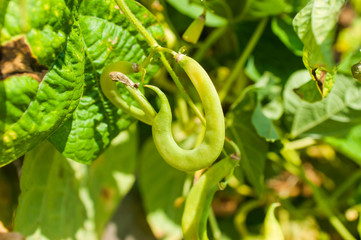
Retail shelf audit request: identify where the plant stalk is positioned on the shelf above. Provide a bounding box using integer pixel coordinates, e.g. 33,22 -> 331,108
219,17 -> 268,102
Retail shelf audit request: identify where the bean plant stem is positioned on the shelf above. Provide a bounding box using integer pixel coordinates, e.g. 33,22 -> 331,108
114,0 -> 158,47
114,0 -> 206,125
219,17 -> 268,102
330,169 -> 361,203
208,208 -> 222,239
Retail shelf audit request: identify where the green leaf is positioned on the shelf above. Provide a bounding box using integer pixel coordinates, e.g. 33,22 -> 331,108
271,15 -> 303,56
283,70 -> 361,137
0,76 -> 39,131
264,203 -> 284,240
88,125 -> 137,236
325,125 -> 361,166
14,141 -> 97,240
227,88 -> 268,195
240,0 -> 287,21
250,73 -> 282,141
293,0 -> 345,46
252,103 -> 279,142
49,0 -> 165,164
292,0 -> 345,95
166,0 -> 227,27
239,22 -> 304,82
1,0 -> 74,66
138,139 -> 187,239
293,79 -> 323,103
0,163 -> 20,228
14,127 -> 136,239
0,18 -> 85,166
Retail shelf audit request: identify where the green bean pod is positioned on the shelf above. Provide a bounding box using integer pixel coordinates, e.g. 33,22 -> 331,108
147,54 -> 225,172
264,203 -> 284,240
182,14 -> 205,44
182,157 -> 238,240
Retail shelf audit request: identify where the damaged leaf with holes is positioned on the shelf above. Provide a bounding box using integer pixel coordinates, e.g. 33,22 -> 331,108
293,0 -> 345,97
0,11 -> 85,166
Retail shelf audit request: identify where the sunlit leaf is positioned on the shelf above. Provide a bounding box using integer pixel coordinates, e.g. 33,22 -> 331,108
138,139 -> 187,239
49,0 -> 165,163
284,70 -> 361,137
0,16 -> 84,166
14,127 -> 136,239
293,0 -> 345,95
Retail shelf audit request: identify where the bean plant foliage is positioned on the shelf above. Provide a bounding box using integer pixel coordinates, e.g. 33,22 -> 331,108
1,0 -> 361,239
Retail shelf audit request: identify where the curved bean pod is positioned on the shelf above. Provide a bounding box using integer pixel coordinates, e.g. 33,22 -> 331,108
182,14 -> 205,44
182,157 -> 238,240
100,61 -> 156,125
147,54 -> 225,172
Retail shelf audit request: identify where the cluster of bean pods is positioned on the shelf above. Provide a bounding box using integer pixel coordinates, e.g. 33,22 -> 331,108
100,54 -> 225,172
100,53 -> 240,239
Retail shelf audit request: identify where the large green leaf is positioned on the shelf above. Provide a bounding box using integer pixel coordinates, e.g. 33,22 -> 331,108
89,125 -> 137,236
0,76 -> 39,131
226,88 -> 269,195
293,0 -> 345,96
0,0 -> 74,66
138,139 -> 187,239
283,70 -> 361,137
0,17 -> 85,166
14,127 -> 137,239
14,141 -> 96,240
49,0 -> 165,164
